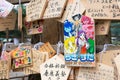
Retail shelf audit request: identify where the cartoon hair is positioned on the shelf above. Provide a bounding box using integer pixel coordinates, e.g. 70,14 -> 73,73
64,20 -> 73,29
72,14 -> 81,21
81,16 -> 92,25
64,20 -> 73,37
76,30 -> 88,46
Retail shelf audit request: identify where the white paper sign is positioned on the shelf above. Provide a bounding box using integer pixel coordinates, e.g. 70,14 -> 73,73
40,55 -> 71,80
76,63 -> 114,80
0,0 -> 14,18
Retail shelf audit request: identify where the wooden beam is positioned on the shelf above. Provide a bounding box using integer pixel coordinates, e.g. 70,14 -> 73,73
7,0 -> 30,4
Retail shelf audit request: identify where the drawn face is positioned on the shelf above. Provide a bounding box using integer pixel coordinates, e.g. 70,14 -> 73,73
79,33 -> 85,41
64,27 -> 72,32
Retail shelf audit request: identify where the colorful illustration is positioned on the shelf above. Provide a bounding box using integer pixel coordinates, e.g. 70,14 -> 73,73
64,14 -> 95,67
11,46 -> 32,69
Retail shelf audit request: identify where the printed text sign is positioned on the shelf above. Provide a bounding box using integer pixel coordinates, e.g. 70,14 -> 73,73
64,15 -> 95,67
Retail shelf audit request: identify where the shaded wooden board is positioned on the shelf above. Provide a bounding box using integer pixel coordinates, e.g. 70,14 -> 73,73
95,20 -> 111,35
0,11 -> 16,31
81,0 -> 120,20
7,0 -> 30,4
39,42 -> 56,58
26,0 -> 48,22
43,0 -> 67,19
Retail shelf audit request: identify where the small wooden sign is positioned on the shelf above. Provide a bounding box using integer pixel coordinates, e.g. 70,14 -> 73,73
95,20 -> 111,35
76,63 -> 114,80
0,11 -> 16,31
43,0 -> 67,19
0,60 -> 10,79
81,0 -> 120,20
26,0 -> 48,22
25,20 -> 43,35
39,42 -> 56,58
11,46 -> 32,69
58,0 -> 85,22
40,55 -> 71,80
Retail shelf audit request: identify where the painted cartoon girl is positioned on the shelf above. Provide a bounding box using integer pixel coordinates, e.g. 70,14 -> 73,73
76,30 -> 89,54
64,20 -> 74,39
64,37 -> 77,54
81,16 -> 94,39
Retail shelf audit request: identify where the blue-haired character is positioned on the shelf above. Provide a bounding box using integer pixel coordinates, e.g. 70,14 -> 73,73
64,20 -> 73,39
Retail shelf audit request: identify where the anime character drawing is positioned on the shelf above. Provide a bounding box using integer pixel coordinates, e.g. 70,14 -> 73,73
64,37 -> 77,54
64,20 -> 74,39
72,14 -> 82,36
76,30 -> 89,54
81,16 -> 94,39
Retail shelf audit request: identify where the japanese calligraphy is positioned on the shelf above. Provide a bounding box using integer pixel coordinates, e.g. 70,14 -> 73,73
81,0 -> 120,19
0,60 -> 10,79
43,0 -> 67,19
76,63 -> 114,80
40,55 -> 71,80
26,0 -> 47,22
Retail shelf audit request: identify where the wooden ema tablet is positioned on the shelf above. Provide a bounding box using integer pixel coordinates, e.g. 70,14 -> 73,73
39,42 -> 56,58
25,20 -> 43,35
0,60 -> 10,79
43,0 -> 67,19
11,46 -> 33,69
0,11 -> 16,31
81,0 -> 120,20
64,15 -> 96,67
40,54 -> 71,80
26,0 -> 48,22
27,49 -> 48,73
76,63 -> 114,80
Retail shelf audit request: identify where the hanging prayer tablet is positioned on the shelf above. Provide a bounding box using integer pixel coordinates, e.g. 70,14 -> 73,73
64,14 -> 95,67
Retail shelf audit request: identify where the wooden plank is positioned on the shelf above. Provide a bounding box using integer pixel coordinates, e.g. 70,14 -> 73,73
0,11 -> 16,31
81,0 -> 120,20
26,0 -> 48,22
